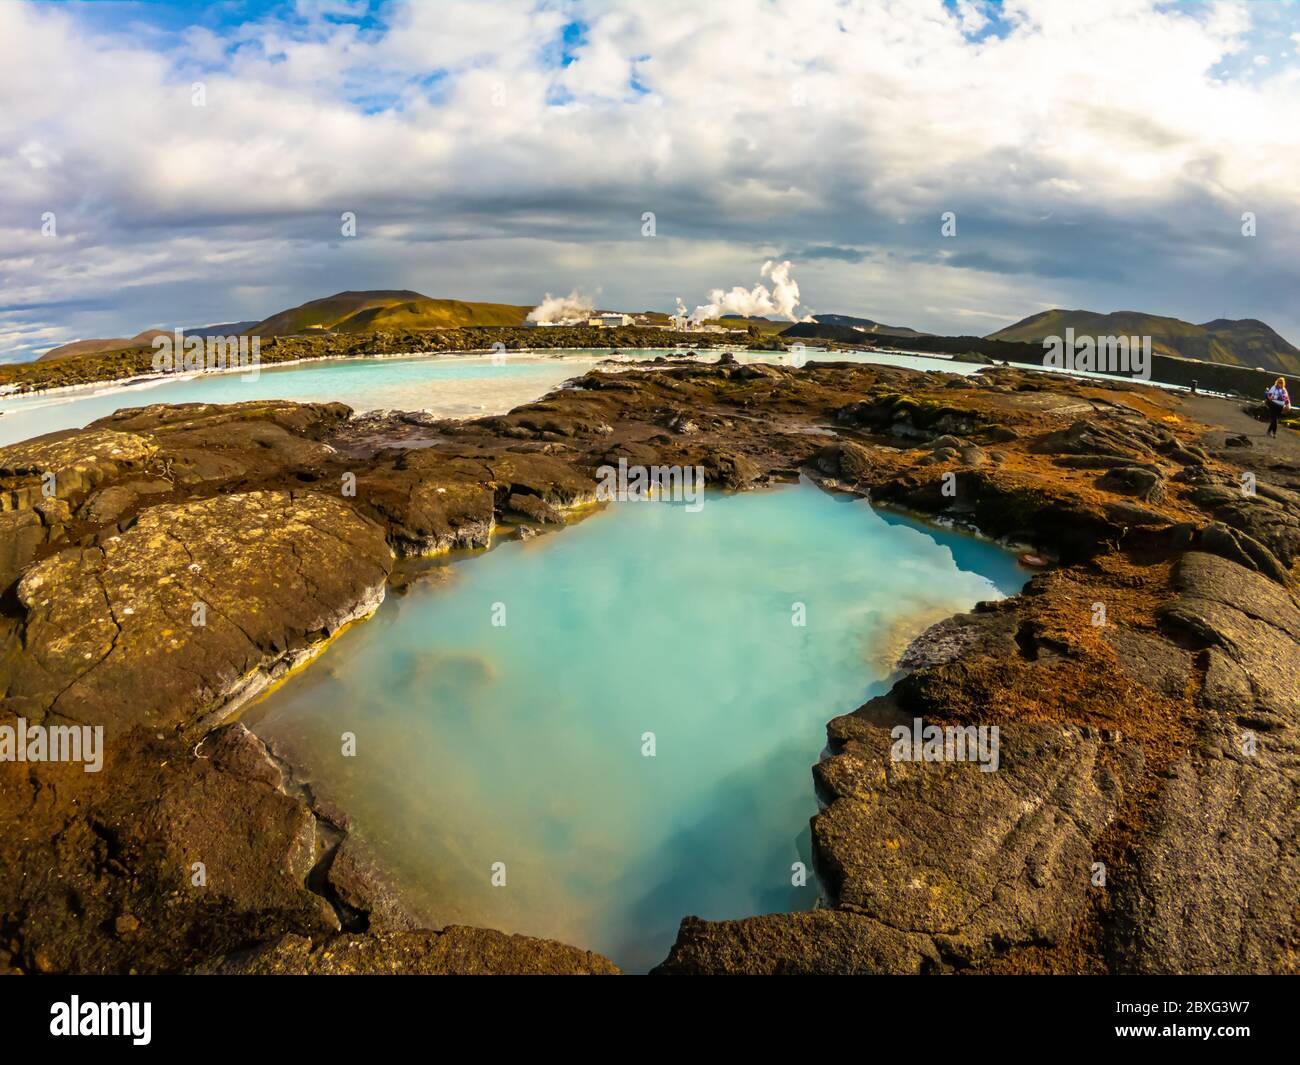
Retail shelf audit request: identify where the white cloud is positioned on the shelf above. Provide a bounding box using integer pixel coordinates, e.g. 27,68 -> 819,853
2,0 -> 1299,360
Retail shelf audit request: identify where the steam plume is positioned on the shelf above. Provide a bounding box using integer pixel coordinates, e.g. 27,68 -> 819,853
527,291 -> 594,325
679,261 -> 812,324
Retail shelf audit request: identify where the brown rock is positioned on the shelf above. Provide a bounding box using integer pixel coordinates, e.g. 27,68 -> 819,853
656,910 -> 940,975
8,491 -> 392,736
196,929 -> 620,975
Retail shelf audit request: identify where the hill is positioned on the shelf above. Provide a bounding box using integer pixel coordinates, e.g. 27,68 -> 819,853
330,297 -> 532,333
188,321 -> 259,338
813,314 -> 929,339
782,321 -> 1035,360
988,309 -> 1300,375
40,328 -> 170,363
244,290 -> 430,335
703,316 -> 788,335
1200,318 -> 1300,374
244,290 -> 538,336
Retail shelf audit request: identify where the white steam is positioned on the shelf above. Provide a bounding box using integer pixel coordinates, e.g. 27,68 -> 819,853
527,290 -> 594,325
679,260 -> 812,324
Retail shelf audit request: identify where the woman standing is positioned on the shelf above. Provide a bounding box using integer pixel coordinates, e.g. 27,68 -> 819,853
1265,377 -> 1291,437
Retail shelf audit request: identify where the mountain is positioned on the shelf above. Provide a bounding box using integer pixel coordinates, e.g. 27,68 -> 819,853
40,328 -> 170,362
988,309 -> 1300,375
245,290 -> 533,336
1200,318 -> 1300,374
782,320 -> 1036,360
329,297 -> 532,333
187,321 -> 259,338
32,293 -> 545,362
41,321 -> 261,361
35,291 -> 537,361
244,290 -> 430,335
812,314 -> 929,339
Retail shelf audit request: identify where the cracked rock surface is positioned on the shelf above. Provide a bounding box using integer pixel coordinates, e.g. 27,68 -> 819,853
196,928 -> 621,975
10,491 -> 392,737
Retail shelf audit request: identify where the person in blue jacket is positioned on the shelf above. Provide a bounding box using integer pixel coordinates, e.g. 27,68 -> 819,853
1265,377 -> 1290,438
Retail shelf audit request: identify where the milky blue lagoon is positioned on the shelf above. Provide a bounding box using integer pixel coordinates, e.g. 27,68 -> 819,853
0,347 -> 979,447
245,479 -> 1026,972
0,353 -> 604,447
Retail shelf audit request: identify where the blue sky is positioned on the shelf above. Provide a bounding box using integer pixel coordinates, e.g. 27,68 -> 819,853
4,0 -> 1300,360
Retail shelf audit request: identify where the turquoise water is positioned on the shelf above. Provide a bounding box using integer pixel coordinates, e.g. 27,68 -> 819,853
0,353 -> 602,447
245,479 -> 1025,972
0,347 -> 977,447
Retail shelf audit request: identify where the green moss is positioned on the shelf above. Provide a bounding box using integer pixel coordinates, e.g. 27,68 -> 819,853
870,391 -> 980,429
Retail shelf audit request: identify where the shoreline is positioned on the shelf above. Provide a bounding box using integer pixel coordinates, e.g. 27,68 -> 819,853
0,345 -> 616,407
0,324 -> 741,400
0,331 -> 1191,409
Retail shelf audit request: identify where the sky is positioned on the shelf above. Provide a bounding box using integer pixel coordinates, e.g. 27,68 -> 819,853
3,0 -> 1300,361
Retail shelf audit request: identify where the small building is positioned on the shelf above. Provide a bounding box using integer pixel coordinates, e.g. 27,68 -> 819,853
589,313 -> 633,328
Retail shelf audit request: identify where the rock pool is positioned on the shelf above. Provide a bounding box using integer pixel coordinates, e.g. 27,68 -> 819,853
245,478 -> 1026,972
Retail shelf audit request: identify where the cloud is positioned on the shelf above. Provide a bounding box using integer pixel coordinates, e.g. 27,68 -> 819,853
2,0 -> 1300,361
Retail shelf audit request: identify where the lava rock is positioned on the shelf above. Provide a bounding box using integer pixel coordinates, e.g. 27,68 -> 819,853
1097,465 -> 1166,504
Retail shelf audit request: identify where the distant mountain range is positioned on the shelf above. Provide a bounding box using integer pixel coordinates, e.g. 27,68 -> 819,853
36,291 -> 533,361
41,322 -> 259,362
987,309 -> 1300,375
812,314 -> 930,339
35,293 -> 1300,376
41,329 -> 172,363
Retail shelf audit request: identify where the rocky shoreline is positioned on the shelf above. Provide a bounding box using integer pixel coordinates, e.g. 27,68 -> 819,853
1,357 -> 1296,974
0,325 -> 739,398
